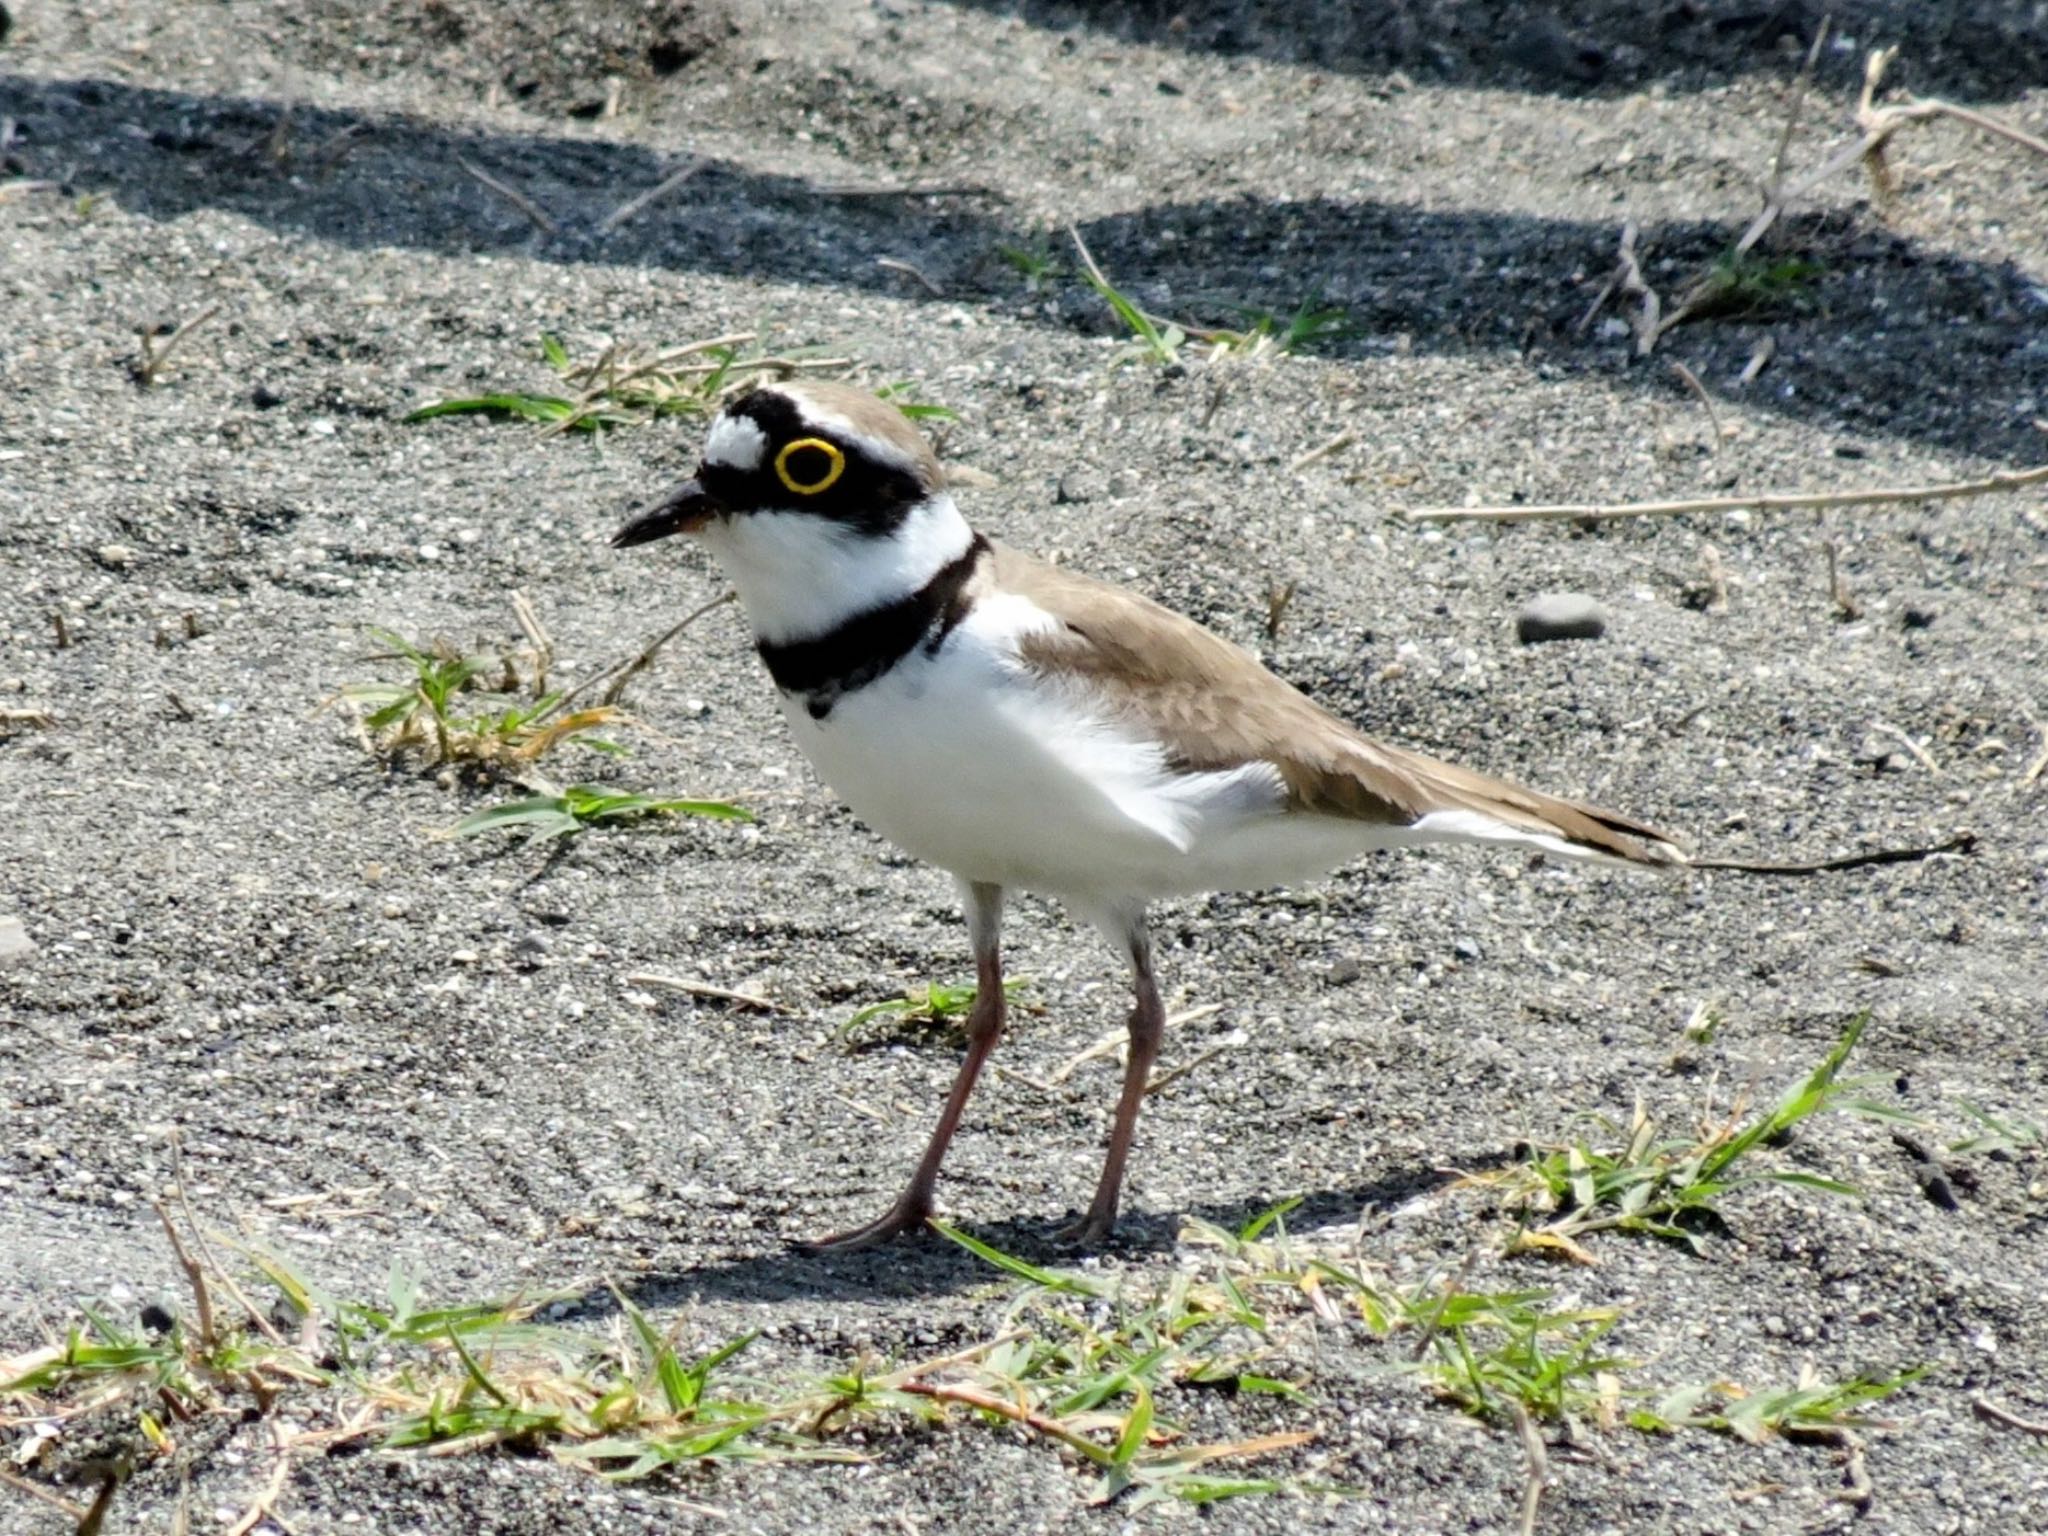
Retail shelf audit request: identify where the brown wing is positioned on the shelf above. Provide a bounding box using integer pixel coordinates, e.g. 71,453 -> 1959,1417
994,544 -> 1684,866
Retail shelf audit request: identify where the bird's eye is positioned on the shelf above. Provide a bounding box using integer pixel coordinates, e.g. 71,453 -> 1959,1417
774,438 -> 846,496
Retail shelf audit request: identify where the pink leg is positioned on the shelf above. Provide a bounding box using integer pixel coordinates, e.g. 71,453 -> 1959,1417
1059,926 -> 1164,1247
801,883 -> 1006,1253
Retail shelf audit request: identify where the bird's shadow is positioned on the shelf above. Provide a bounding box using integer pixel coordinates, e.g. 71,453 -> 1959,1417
584,1159 -> 1495,1316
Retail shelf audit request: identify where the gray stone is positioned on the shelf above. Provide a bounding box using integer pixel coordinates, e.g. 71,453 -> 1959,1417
1516,592 -> 1608,644
0,915 -> 31,962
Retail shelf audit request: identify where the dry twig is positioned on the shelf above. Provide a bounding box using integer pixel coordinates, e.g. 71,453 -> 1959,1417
150,1198 -> 217,1352
626,973 -> 790,1014
134,303 -> 221,388
0,1467 -> 86,1522
1973,1396 -> 2048,1437
1869,721 -> 1940,775
1396,463 -> 2048,525
1512,1402 -> 1550,1536
876,256 -> 945,297
1290,431 -> 1356,473
457,155 -> 558,235
598,158 -> 705,234
1264,579 -> 1298,639
1667,361 -> 1722,452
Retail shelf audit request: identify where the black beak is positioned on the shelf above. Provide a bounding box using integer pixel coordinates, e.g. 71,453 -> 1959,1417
611,478 -> 722,548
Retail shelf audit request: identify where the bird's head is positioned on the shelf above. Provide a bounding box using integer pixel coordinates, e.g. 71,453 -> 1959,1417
612,381 -> 970,644
613,380 -> 946,548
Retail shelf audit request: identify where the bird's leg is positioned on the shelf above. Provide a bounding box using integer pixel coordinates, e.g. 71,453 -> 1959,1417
1059,921 -> 1164,1247
801,882 -> 1006,1254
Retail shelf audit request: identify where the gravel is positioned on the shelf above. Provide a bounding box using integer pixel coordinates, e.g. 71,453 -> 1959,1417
3,2 -> 2046,1533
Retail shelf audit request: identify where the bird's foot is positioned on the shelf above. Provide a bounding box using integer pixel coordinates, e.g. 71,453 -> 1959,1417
1052,1206 -> 1118,1250
797,1195 -> 934,1255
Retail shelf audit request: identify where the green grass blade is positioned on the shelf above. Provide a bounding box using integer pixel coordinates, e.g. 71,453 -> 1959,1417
929,1221 -> 1108,1297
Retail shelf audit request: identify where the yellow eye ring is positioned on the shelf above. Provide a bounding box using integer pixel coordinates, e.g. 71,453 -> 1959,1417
774,437 -> 846,496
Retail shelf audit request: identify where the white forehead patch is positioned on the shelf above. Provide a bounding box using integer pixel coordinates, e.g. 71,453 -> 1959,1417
704,413 -> 768,472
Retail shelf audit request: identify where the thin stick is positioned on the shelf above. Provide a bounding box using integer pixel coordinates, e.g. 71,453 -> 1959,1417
813,181 -> 999,200
456,156 -> 558,234
1615,223 -> 1662,356
1290,430 -> 1356,473
1738,335 -> 1775,387
1146,1042 -> 1233,1096
1740,17 -> 1833,258
626,973 -> 790,1014
1048,1004 -> 1222,1085
171,1136 -> 290,1348
1768,18 -> 1831,193
1973,1396 -> 2048,1436
1869,721 -> 1940,775
0,1466 -> 87,1521
536,590 -> 738,723
600,590 -> 739,707
599,157 -> 705,234
1397,462 -> 2048,525
1512,1402 -> 1549,1536
150,1199 -> 217,1352
135,303 -> 222,387
1667,362 -> 1722,453
2022,722 -> 2048,786
224,1456 -> 292,1536
896,1381 -> 1109,1463
876,256 -> 945,297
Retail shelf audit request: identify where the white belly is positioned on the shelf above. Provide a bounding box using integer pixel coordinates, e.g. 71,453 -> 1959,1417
776,598 -> 1396,903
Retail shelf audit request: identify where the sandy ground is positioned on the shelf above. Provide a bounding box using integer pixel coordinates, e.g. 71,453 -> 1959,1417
3,2 -> 2047,1531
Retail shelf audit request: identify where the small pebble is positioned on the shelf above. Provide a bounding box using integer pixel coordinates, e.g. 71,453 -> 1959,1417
1516,592 -> 1608,644
0,915 -> 31,962
95,543 -> 136,570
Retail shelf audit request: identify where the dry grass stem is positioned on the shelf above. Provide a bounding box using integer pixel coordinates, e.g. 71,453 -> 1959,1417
1668,362 -> 1722,452
1264,579 -> 1298,639
1512,1401 -> 1549,1536
1737,335 -> 1776,387
0,1466 -> 87,1521
1822,530 -> 1861,620
598,158 -> 706,234
1290,431 -> 1356,473
1973,1396 -> 2048,1436
1397,463 -> 2048,525
150,1198 -> 217,1352
1869,721 -> 1940,775
135,303 -> 221,387
456,155 -> 558,234
224,1455 -> 292,1536
625,973 -> 790,1014
876,256 -> 945,297
2022,724 -> 2048,786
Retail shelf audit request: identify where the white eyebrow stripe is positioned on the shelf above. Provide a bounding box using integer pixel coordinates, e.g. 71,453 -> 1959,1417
781,400 -> 918,474
704,414 -> 768,471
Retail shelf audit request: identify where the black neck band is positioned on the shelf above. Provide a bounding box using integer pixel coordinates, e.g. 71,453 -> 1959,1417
756,535 -> 989,719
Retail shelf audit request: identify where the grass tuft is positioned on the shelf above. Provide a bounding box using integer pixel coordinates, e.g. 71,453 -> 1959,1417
833,977 -> 1035,1048
5,1164 -> 1919,1516
405,333 -> 951,436
1463,1014 -> 1908,1258
447,785 -> 751,841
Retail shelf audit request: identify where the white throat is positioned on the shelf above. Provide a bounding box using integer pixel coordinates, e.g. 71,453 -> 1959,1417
697,493 -> 975,645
